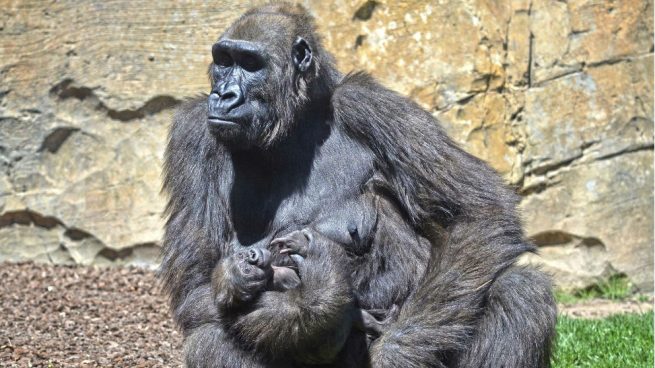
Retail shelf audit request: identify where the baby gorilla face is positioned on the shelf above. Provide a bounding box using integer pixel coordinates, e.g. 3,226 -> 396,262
224,248 -> 274,303
233,247 -> 302,293
241,248 -> 271,268
232,248 -> 272,282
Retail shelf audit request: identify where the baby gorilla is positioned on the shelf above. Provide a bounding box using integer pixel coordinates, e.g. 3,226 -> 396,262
269,230 -> 398,340
211,229 -> 396,365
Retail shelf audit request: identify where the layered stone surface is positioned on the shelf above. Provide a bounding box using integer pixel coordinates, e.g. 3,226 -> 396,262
1,1 -> 652,290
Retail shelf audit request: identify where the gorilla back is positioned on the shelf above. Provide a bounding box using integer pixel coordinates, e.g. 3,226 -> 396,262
160,3 -> 556,368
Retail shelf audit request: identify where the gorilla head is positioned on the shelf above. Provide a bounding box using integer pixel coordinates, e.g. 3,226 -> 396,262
207,4 -> 334,149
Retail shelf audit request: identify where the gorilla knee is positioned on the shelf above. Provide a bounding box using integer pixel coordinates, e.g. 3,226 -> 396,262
460,267 -> 557,368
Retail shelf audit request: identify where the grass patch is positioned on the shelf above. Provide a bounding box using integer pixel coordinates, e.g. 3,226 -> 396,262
553,311 -> 654,368
556,275 -> 633,304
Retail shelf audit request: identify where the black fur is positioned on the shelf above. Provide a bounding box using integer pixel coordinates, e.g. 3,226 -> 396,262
160,3 -> 556,367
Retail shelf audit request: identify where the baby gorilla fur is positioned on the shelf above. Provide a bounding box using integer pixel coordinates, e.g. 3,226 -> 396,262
210,229 -> 395,365
269,230 -> 399,340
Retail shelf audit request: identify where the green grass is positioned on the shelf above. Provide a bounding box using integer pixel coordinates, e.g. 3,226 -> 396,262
555,275 -> 634,304
552,311 -> 654,368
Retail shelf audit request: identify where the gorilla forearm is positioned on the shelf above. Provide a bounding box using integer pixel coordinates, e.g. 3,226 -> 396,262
370,218 -> 531,367
160,227 -> 221,332
174,284 -> 220,333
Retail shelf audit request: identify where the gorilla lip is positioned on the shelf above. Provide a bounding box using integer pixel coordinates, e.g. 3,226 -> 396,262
207,117 -> 240,129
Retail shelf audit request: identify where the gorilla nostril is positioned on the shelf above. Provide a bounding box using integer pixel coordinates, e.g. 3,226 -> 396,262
220,91 -> 237,101
247,249 -> 259,264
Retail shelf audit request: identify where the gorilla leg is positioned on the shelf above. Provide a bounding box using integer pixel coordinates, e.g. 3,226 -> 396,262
455,266 -> 557,368
184,324 -> 290,368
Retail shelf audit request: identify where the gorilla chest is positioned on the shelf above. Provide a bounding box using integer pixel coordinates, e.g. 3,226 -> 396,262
273,184 -> 378,253
225,134 -> 425,310
229,133 -> 377,249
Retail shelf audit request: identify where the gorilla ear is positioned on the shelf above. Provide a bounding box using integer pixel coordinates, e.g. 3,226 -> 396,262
292,37 -> 312,73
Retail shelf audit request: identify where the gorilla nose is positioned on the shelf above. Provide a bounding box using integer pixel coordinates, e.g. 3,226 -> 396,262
213,83 -> 244,113
246,249 -> 271,267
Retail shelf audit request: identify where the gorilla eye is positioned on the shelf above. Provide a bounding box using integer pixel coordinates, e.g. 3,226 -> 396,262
240,54 -> 262,72
214,51 -> 233,67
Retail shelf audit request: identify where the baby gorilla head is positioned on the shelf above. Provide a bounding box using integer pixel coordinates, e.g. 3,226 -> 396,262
233,245 -> 303,293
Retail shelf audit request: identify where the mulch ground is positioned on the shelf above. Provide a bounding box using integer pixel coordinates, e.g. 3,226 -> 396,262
0,262 -> 182,367
2,262 -> 653,367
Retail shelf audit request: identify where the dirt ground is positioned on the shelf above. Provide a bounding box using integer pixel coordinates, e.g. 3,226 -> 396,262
558,298 -> 654,319
0,263 -> 182,367
1,262 -> 653,367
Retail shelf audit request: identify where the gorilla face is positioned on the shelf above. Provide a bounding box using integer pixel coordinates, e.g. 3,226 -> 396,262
207,34 -> 313,150
207,39 -> 270,148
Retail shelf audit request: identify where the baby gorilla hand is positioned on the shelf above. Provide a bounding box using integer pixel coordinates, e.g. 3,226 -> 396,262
268,230 -> 311,292
211,248 -> 273,310
270,229 -> 312,265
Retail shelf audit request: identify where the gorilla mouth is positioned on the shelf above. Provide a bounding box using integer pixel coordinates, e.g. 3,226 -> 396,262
207,116 -> 240,129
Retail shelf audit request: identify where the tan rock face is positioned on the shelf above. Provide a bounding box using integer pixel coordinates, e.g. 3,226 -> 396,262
0,1 -> 652,290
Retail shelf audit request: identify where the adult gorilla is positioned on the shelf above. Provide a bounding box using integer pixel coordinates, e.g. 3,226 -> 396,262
160,3 -> 556,368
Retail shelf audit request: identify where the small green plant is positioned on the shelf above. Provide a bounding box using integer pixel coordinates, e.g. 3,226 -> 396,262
555,289 -> 586,304
555,274 -> 633,304
596,274 -> 632,300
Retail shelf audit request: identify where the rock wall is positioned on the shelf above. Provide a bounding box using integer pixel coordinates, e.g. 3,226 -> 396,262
0,1 -> 652,290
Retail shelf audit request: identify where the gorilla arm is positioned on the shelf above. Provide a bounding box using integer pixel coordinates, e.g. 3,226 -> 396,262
160,97 -> 230,332
161,99 -> 276,368
333,73 -> 533,367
